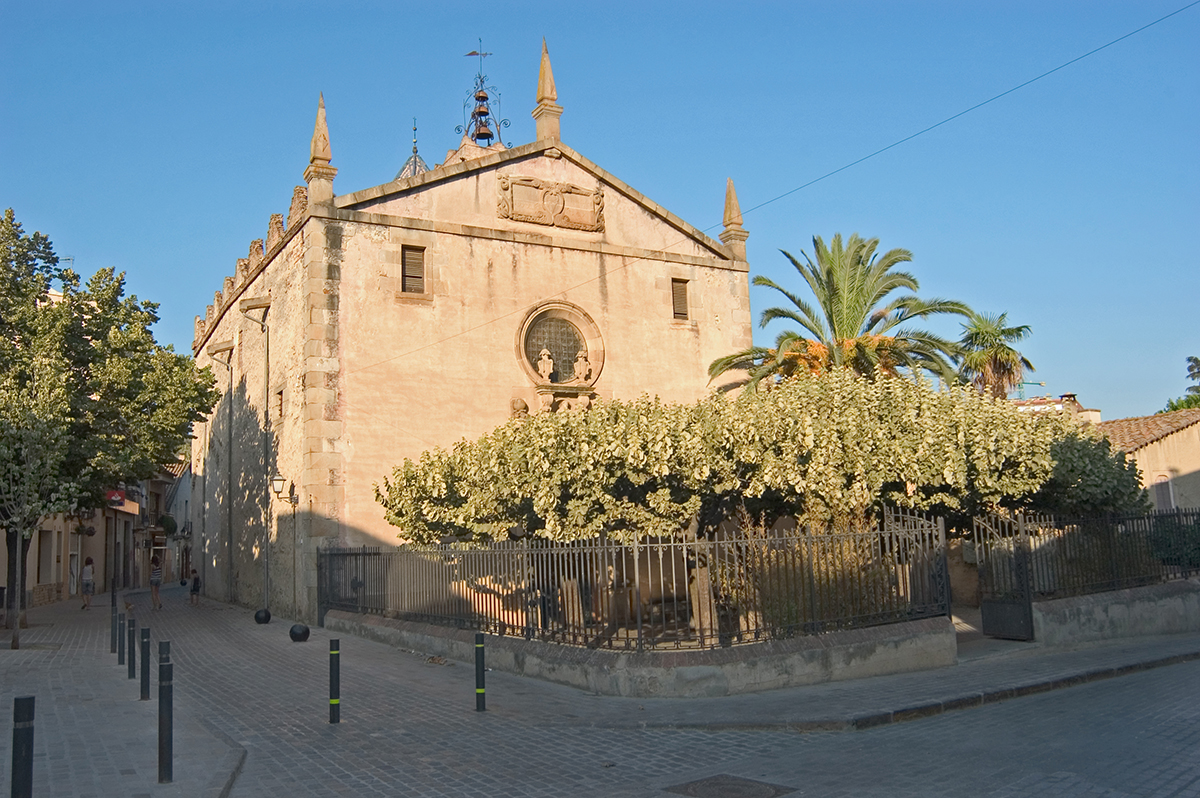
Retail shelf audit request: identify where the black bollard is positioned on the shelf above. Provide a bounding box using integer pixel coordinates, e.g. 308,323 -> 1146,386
329,639 -> 340,724
11,696 -> 35,798
118,613 -> 125,665
111,604 -> 118,654
127,617 -> 137,679
140,628 -> 151,700
158,659 -> 173,783
475,632 -> 486,712
159,640 -> 170,664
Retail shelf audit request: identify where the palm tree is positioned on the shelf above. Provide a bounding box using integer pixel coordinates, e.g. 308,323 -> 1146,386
957,311 -> 1035,399
1187,355 -> 1200,395
709,233 -> 970,389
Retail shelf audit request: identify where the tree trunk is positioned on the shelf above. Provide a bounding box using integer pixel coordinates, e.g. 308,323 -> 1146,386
5,530 -> 31,642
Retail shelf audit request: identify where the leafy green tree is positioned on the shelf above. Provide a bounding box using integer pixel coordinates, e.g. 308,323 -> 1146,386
377,368 -> 1146,544
709,233 -> 970,389
1163,395 -> 1200,412
1025,429 -> 1148,517
957,311 -> 1035,399
1,209 -> 218,640
1159,356 -> 1200,412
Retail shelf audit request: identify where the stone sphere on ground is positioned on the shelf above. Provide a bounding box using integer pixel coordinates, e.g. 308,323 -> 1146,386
254,608 -> 272,624
289,624 -> 311,643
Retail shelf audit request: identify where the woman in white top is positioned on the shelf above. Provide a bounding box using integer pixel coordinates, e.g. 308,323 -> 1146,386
149,555 -> 163,610
81,557 -> 95,610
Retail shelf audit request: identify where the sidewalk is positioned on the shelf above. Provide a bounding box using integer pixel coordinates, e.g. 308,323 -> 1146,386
0,594 -> 244,798
3,587 -> 1199,797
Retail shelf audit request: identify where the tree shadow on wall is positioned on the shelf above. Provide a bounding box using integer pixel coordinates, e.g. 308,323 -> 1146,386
200,377 -> 275,609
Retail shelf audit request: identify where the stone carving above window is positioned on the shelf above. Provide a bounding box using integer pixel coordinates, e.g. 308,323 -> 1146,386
498,174 -> 604,232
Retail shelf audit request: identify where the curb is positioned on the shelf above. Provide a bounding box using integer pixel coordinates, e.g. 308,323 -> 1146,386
628,648 -> 1200,733
197,716 -> 248,798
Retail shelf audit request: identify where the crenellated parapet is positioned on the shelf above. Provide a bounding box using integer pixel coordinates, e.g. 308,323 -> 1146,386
267,214 -> 285,250
192,197 -> 307,352
287,186 -> 308,229
193,96 -> 333,354
248,239 -> 264,269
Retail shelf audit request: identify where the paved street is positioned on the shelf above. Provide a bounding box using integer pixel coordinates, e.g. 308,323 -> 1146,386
4,586 -> 1200,797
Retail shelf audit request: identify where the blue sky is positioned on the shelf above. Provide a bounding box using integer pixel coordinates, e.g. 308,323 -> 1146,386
3,1 -> 1197,420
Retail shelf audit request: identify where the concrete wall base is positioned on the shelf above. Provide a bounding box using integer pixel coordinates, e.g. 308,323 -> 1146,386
323,611 -> 957,698
1032,578 -> 1200,647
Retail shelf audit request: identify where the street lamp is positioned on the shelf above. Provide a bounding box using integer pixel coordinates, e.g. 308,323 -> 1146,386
271,473 -> 300,619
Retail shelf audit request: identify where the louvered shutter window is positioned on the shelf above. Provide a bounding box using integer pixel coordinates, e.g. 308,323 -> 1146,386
671,279 -> 688,319
401,246 -> 425,294
1153,478 -> 1174,510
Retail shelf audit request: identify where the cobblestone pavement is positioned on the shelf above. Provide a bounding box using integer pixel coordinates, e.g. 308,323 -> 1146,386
3,587 -> 1199,797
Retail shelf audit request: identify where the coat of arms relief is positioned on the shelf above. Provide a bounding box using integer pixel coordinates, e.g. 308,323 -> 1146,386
497,174 -> 604,232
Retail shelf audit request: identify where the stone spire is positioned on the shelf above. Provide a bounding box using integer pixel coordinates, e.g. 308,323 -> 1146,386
395,118 -> 429,180
537,38 -> 557,103
719,178 -> 749,261
531,39 -> 563,141
304,93 -> 338,205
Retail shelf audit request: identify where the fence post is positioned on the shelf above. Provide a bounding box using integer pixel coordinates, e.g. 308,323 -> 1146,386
11,696 -> 34,798
140,628 -> 151,700
117,612 -> 125,665
936,516 -> 951,616
475,632 -> 486,712
633,540 -> 644,651
1016,513 -> 1034,640
329,638 -> 340,724
158,657 -> 172,784
127,617 -> 137,680
316,547 -> 327,628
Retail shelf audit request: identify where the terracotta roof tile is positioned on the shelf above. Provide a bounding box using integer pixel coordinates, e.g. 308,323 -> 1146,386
1098,408 -> 1200,452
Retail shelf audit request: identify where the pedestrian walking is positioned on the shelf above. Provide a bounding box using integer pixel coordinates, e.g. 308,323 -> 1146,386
189,569 -> 201,606
81,557 -> 95,609
150,556 -> 163,610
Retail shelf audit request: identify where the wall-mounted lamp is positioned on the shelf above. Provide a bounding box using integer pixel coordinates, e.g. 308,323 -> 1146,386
271,473 -> 298,505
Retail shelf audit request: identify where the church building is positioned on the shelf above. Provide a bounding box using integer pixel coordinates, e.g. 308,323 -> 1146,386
188,43 -> 753,622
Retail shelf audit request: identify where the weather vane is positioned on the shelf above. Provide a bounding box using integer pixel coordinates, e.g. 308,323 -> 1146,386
456,38 -> 511,147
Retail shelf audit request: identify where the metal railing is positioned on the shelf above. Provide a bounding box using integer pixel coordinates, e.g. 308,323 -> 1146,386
317,508 -> 950,651
975,508 -> 1200,603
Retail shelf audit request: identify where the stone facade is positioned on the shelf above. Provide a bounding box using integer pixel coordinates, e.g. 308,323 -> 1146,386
189,45 -> 753,623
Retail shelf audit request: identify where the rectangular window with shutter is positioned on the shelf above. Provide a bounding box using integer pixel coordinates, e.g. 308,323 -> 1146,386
671,278 -> 688,320
401,246 -> 425,294
1153,478 -> 1174,510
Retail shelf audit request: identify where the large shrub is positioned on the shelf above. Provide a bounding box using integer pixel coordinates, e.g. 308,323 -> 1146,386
375,369 -> 1145,543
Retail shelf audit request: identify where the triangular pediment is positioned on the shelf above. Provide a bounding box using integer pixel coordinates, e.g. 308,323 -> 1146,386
335,140 -> 734,261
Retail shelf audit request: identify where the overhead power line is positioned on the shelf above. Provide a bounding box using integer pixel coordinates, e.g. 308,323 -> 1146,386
345,0 -> 1198,379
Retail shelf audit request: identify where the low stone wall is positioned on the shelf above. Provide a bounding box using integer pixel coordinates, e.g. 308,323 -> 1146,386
323,611 -> 957,698
1032,578 -> 1200,647
31,583 -> 62,607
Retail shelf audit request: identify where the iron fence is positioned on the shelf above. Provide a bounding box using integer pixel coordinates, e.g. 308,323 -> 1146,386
975,508 -> 1200,603
317,508 -> 950,651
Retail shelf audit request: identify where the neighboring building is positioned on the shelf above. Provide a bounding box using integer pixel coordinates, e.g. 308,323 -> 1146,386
1099,408 -> 1200,511
0,462 -> 192,615
188,43 -> 754,622
1013,393 -> 1102,424
1,492 -> 139,613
